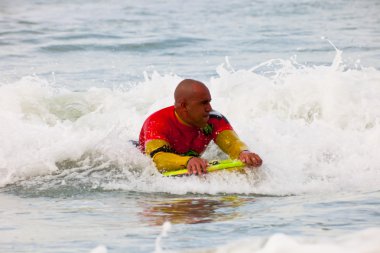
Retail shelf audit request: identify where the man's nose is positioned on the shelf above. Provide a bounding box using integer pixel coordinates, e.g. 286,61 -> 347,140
205,103 -> 212,112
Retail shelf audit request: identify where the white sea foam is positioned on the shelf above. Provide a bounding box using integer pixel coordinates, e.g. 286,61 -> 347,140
1,53 -> 380,195
204,227 -> 380,253
155,221 -> 172,253
89,245 -> 108,253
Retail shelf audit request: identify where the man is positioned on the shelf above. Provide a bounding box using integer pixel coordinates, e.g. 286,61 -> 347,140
139,79 -> 262,175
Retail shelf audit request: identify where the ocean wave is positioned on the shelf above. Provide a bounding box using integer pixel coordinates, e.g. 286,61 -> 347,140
1,54 -> 380,195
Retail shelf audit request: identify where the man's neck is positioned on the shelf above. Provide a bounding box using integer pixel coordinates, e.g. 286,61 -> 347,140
174,110 -> 192,127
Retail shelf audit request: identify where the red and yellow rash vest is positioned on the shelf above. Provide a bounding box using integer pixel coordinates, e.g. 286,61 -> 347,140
139,106 -> 248,172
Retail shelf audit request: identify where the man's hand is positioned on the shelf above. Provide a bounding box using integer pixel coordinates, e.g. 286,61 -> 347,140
239,151 -> 262,167
186,157 -> 208,175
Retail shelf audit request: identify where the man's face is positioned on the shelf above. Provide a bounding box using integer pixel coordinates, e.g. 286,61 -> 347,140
185,87 -> 212,128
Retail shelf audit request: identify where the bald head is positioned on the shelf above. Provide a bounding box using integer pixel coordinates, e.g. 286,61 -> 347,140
174,79 -> 212,128
174,79 -> 209,105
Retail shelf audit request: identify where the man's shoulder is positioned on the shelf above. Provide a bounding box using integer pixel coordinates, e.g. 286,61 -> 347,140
207,110 -> 233,135
141,105 -> 175,138
209,110 -> 230,124
147,105 -> 175,120
209,110 -> 224,119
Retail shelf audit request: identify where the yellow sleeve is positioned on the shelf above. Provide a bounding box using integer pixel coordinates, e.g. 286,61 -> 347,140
145,139 -> 193,172
215,130 -> 249,159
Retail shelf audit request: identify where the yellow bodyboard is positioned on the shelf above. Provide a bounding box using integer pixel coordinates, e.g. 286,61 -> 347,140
162,159 -> 245,177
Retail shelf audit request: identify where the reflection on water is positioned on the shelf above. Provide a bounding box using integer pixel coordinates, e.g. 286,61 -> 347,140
139,195 -> 254,225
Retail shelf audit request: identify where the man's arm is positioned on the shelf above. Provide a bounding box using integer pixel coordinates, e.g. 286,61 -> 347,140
215,130 -> 262,167
145,139 -> 192,172
146,139 -> 208,174
146,139 -> 209,174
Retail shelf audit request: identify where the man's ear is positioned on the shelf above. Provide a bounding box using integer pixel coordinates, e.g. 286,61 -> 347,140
179,100 -> 187,110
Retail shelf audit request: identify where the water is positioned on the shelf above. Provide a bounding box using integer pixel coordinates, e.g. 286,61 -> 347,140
1,0 -> 380,252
